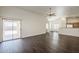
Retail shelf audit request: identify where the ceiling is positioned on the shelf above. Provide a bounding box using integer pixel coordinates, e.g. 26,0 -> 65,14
17,6 -> 56,15
17,6 -> 79,16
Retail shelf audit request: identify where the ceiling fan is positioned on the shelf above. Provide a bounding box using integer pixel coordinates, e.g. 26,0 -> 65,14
47,8 -> 56,16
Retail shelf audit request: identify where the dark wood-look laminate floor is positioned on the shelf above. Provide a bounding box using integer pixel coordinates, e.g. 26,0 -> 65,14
0,32 -> 79,53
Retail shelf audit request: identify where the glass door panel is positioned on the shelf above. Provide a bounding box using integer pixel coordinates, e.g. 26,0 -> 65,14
3,20 -> 13,41
3,19 -> 21,41
12,20 -> 20,39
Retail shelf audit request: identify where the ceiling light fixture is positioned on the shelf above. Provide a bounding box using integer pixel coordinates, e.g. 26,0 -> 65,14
47,8 -> 57,21
48,8 -> 56,16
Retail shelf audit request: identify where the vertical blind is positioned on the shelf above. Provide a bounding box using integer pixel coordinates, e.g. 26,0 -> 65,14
3,18 -> 21,41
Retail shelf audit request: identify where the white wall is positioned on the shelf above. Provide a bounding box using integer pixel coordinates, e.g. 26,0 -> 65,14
0,7 -> 47,41
0,18 -> 3,42
59,28 -> 79,37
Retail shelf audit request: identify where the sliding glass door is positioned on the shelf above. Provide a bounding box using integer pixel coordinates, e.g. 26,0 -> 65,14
3,19 -> 21,41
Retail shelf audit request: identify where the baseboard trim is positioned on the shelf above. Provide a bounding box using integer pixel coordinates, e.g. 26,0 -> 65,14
0,32 -> 46,43
22,32 -> 46,39
59,33 -> 79,38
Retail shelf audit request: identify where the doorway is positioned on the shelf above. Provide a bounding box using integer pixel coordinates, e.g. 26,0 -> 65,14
3,19 -> 21,41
